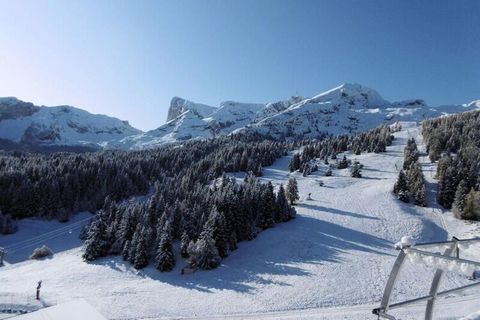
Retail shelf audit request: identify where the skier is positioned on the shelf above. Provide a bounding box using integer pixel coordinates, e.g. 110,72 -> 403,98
36,281 -> 42,300
306,193 -> 312,200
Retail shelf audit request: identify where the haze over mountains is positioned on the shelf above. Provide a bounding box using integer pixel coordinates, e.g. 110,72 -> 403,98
0,83 -> 478,151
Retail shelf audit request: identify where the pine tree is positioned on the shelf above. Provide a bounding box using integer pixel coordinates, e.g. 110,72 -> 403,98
461,189 -> 480,221
286,177 -> 300,205
413,183 -> 427,207
133,231 -> 149,269
180,231 -> 191,258
83,216 -> 110,261
438,166 -> 458,209
393,170 -> 409,203
289,154 -> 301,172
258,182 -> 275,229
337,155 -> 349,169
274,184 -> 288,222
187,233 -> 221,270
453,179 -> 469,219
203,208 -> 229,258
350,161 -> 362,178
155,224 -> 175,272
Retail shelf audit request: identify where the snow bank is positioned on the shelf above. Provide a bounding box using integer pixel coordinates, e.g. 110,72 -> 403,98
461,310 -> 480,320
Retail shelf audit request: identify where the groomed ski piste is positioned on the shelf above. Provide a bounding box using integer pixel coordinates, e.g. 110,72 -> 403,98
0,122 -> 479,319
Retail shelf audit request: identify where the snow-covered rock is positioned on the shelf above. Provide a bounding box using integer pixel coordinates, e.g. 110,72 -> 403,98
113,83 -> 480,150
0,97 -> 142,148
244,84 -> 479,139
166,97 -> 217,121
111,99 -> 267,150
3,84 -> 479,150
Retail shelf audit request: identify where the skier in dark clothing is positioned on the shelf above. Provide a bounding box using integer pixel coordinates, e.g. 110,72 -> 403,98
36,281 -> 42,300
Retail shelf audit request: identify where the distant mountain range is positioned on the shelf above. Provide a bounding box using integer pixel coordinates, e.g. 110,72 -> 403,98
0,84 -> 478,151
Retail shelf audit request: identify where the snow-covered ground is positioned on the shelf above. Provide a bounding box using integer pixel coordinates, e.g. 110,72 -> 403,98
0,212 -> 93,264
0,122 -> 479,319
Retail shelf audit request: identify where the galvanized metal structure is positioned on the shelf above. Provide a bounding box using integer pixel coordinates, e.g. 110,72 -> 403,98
373,237 -> 480,320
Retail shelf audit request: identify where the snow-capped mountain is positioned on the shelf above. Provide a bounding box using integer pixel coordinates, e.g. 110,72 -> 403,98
166,97 -> 217,121
2,84 -> 478,151
112,83 -> 479,149
110,98 -> 267,149
0,97 -> 141,148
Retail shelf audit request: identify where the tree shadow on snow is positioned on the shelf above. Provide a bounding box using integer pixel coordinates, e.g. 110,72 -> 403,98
97,215 -> 392,294
299,203 -> 380,220
362,167 -> 396,174
389,193 -> 448,243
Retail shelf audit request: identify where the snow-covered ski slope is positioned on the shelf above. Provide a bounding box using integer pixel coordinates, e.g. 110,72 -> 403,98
0,122 -> 479,319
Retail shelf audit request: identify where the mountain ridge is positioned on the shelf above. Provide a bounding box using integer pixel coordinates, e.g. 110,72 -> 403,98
1,83 -> 479,150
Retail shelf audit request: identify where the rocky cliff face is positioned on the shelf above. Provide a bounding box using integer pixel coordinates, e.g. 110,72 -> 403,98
0,98 -> 142,148
166,97 -> 217,122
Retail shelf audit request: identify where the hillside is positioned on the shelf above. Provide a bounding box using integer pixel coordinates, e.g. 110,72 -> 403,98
0,97 -> 141,149
1,122 -> 478,319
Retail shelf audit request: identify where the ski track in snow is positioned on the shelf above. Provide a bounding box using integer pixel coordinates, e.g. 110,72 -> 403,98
0,122 -> 479,319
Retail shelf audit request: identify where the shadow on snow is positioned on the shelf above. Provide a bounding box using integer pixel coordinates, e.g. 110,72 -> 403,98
94,215 -> 391,294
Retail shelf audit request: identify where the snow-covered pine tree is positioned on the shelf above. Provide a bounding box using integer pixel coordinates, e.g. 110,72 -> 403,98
406,162 -> 426,207
203,207 -> 229,258
187,232 -> 221,270
288,153 -> 300,172
453,179 -> 469,219
180,231 -> 191,258
274,184 -> 288,222
155,222 -> 175,272
83,214 -> 110,261
438,166 -> 459,209
461,189 -> 480,221
350,161 -> 362,178
403,138 -> 419,169
257,182 -> 275,229
133,229 -> 149,269
393,170 -> 409,203
337,155 -> 349,169
286,177 -> 300,205
413,184 -> 427,207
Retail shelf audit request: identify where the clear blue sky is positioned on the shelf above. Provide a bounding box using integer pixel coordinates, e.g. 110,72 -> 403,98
0,0 -> 479,131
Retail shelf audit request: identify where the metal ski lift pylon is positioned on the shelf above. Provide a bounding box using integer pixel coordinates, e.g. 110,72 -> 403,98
373,237 -> 480,320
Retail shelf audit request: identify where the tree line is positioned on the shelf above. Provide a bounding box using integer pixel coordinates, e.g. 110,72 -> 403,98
422,110 -> 480,220
0,132 -> 289,222
288,124 -> 393,176
83,174 -> 297,271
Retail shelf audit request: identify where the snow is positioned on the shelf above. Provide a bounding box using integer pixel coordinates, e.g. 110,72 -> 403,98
2,85 -> 480,150
1,123 -> 479,319
401,236 -> 416,247
0,99 -> 142,147
167,97 -> 217,122
123,82 -> 480,149
462,310 -> 480,320
14,299 -> 106,320
0,212 -> 93,264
